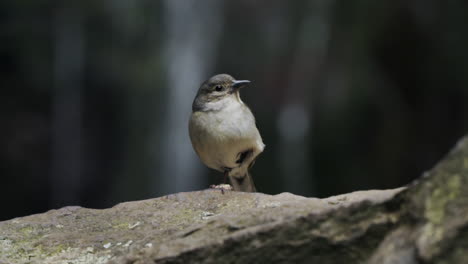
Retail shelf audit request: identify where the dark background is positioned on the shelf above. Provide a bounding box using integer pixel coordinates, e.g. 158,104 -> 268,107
1,0 -> 467,221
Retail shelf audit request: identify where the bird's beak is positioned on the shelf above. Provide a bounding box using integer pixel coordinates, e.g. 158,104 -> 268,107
231,80 -> 250,92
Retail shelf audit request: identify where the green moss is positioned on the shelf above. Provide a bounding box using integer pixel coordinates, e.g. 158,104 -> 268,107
173,209 -> 198,225
47,243 -> 67,257
112,221 -> 130,229
18,225 -> 34,235
419,174 -> 462,247
425,174 -> 461,225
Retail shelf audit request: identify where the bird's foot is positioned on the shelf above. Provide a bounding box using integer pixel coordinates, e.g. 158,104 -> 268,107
222,167 -> 232,184
209,184 -> 233,194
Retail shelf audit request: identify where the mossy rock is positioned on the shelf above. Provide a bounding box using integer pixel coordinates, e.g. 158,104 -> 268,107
1,136 -> 468,264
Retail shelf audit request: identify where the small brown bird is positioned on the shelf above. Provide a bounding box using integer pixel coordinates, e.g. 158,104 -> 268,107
189,74 -> 264,192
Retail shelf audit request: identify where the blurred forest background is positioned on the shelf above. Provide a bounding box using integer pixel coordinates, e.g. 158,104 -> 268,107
1,0 -> 468,221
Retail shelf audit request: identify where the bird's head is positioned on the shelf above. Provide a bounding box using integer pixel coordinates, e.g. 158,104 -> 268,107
192,74 -> 250,112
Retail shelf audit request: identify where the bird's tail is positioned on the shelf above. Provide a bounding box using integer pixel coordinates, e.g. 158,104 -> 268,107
229,170 -> 256,192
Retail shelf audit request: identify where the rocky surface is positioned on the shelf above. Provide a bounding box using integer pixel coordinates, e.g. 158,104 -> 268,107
1,135 -> 468,264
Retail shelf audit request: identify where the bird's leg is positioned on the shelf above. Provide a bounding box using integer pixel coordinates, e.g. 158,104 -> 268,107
222,167 -> 231,184
209,167 -> 233,194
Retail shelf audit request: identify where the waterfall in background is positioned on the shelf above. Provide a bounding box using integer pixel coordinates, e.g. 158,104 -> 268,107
277,1 -> 333,196
51,7 -> 85,207
156,0 -> 225,194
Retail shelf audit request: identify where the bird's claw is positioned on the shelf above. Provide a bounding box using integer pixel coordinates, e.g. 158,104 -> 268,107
210,184 -> 233,194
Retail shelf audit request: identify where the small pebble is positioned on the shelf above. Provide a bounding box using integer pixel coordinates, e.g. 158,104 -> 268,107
103,243 -> 112,249
145,243 -> 153,248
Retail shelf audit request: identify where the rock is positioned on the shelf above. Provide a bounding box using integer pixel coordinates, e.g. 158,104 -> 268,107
1,136 -> 468,264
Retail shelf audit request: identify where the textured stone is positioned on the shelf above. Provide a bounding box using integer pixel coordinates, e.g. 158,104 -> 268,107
1,135 -> 468,264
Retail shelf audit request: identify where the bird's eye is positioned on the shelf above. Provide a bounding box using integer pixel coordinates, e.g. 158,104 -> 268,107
214,85 -> 223,92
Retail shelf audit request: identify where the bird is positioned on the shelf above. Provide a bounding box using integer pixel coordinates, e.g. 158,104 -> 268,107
189,74 -> 265,192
